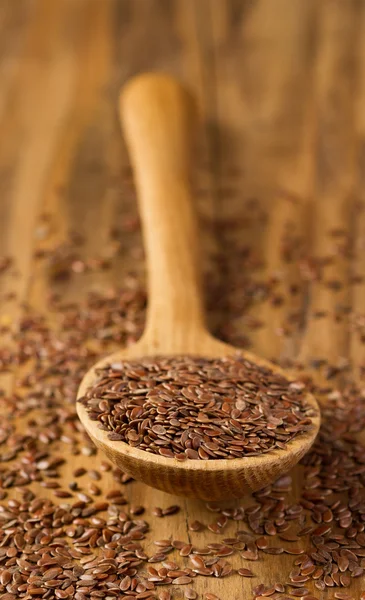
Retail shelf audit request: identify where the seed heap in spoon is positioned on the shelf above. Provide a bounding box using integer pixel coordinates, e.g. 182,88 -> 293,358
79,354 -> 316,460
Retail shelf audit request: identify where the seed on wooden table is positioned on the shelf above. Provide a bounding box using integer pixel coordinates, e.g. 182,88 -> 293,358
238,568 -> 254,577
190,556 -> 204,569
241,545 -> 259,560
264,522 -> 277,536
54,490 -> 72,498
314,580 -> 325,591
88,483 -> 101,495
73,467 -> 86,477
290,589 -> 309,597
87,469 -> 101,480
130,504 -> 145,515
311,568 -> 323,580
260,586 -> 276,596
285,548 -> 305,555
256,536 -> 268,549
189,520 -> 204,531
163,505 -> 180,516
280,533 -> 299,542
172,576 -> 192,584
263,547 -> 285,555
253,585 -> 266,596
180,544 -> 193,557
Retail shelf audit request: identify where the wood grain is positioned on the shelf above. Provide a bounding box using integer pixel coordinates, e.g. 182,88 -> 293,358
1,0 -> 364,597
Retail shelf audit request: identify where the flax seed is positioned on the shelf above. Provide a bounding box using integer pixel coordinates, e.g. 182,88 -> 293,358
238,567 -> 254,577
80,355 -> 314,460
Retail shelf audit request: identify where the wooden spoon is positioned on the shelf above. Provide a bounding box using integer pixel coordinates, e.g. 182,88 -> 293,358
77,73 -> 320,501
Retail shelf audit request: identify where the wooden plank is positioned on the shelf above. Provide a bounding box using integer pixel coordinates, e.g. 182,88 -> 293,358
0,0 -> 88,378
0,0 -> 32,119
210,0 -> 362,597
0,2 -> 221,600
0,1 -> 364,599
350,4 -> 365,382
298,0 -> 360,373
207,0 -> 319,361
207,1 -> 320,595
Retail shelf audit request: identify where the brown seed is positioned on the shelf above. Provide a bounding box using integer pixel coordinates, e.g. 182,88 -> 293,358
312,567 -> 323,580
55,591 -> 69,599
120,575 -> 132,591
80,355 -> 314,460
256,536 -> 268,549
241,546 -> 258,560
285,547 -> 305,555
279,532 -> 299,542
324,574 -> 334,587
190,556 -> 204,569
54,490 -> 72,498
312,523 -> 332,536
73,467 -> 86,477
264,521 -> 277,536
260,587 -> 276,597
163,505 -> 180,516
189,520 -> 204,531
0,570 -> 12,585
238,568 -> 254,577
180,544 -> 193,557
172,576 -> 192,585
338,555 -> 349,572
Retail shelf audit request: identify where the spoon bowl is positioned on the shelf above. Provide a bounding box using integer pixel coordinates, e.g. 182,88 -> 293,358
77,73 -> 320,500
77,335 -> 319,500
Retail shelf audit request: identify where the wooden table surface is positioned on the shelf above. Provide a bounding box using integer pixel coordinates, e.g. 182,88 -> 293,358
1,0 -> 365,598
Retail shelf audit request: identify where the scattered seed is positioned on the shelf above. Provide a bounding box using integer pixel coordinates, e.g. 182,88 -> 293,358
238,567 -> 254,577
189,520 -> 204,531
185,589 -> 198,600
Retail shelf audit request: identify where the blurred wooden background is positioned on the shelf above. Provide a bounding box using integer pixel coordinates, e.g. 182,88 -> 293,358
1,0 -> 365,598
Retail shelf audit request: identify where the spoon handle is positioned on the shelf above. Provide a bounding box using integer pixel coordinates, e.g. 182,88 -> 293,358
120,73 -> 206,351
